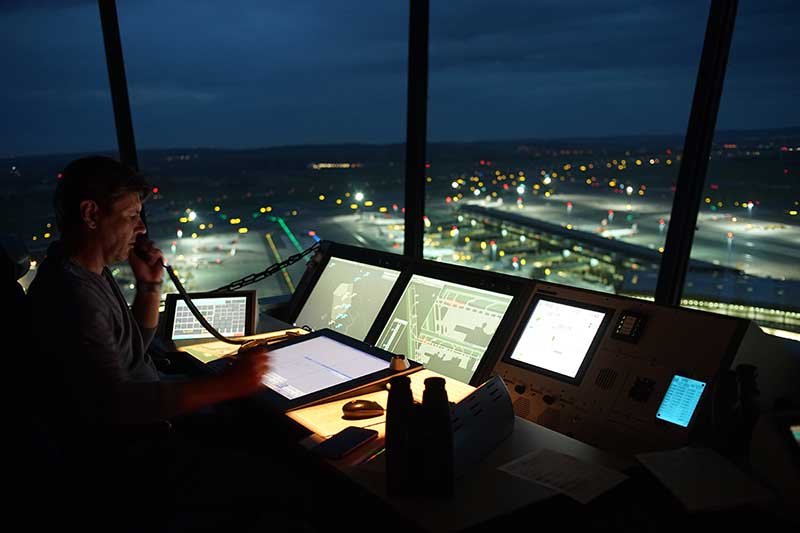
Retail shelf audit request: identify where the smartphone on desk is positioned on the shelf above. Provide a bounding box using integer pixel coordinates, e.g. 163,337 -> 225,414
312,426 -> 379,460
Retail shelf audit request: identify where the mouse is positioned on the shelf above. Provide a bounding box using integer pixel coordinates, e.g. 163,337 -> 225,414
342,399 -> 385,420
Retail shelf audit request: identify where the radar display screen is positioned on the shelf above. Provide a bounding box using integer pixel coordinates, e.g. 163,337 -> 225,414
295,257 -> 401,340
172,296 -> 249,340
656,375 -> 706,428
508,297 -> 610,383
376,275 -> 513,384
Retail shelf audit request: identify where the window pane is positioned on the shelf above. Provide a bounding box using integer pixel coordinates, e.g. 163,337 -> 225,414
0,3 -> 117,289
424,1 -> 707,299
118,1 -> 407,300
683,3 -> 800,339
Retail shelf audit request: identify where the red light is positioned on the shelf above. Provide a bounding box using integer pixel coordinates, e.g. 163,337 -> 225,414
479,160 -> 485,166
57,173 -> 62,179
392,203 -> 398,210
566,201 -> 573,207
512,256 -> 518,262
401,207 -> 405,214
781,146 -> 788,151
425,163 -> 431,169
608,210 -> 614,215
152,186 -> 159,194
445,196 -> 452,204
666,148 -> 672,155
503,183 -> 509,190
308,230 -> 316,237
489,240 -> 495,246
784,169 -> 789,174
710,184 -> 719,190
659,218 -> 665,225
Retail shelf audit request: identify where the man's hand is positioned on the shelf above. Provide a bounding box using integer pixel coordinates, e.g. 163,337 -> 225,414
129,237 -> 165,283
222,346 -> 271,397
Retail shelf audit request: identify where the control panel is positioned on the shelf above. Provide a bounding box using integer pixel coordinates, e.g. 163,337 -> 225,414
491,282 -> 750,455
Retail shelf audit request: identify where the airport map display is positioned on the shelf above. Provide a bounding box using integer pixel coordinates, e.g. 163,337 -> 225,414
376,275 -> 513,383
295,257 -> 400,340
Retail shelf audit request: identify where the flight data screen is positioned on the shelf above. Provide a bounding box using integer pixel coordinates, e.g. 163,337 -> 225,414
295,257 -> 400,340
376,275 -> 513,384
260,335 -> 389,400
510,298 -> 608,380
171,296 -> 248,340
656,375 -> 706,428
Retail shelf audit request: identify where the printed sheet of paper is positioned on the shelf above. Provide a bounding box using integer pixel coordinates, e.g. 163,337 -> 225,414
498,448 -> 628,503
636,446 -> 772,511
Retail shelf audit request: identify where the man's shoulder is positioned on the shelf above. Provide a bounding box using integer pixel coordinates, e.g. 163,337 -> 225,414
29,256 -> 107,308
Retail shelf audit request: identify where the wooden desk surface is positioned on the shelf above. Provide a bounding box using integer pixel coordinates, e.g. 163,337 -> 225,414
287,369 -> 632,532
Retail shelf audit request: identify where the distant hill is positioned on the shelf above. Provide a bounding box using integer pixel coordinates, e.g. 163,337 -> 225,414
2,126 -> 798,180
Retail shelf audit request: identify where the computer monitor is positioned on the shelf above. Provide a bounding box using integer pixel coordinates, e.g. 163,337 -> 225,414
162,290 -> 257,342
293,256 -> 402,340
374,274 -> 515,385
506,296 -> 612,385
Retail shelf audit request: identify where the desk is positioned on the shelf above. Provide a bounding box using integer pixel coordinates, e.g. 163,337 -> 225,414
288,370 -> 633,532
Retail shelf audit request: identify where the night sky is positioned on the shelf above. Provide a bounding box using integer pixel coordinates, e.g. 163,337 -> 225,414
1,0 -> 798,157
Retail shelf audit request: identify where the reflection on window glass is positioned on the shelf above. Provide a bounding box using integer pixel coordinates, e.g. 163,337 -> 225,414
424,1 -> 707,299
683,3 -> 800,340
118,0 -> 408,300
0,3 -> 117,291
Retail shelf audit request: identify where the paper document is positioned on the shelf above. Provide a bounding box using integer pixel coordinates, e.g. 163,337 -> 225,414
498,448 -> 628,504
636,446 -> 772,512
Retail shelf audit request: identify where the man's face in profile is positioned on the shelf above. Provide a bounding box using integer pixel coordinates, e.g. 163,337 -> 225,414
96,192 -> 146,265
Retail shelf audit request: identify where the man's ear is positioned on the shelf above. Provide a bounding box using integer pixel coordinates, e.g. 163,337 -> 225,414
79,200 -> 100,230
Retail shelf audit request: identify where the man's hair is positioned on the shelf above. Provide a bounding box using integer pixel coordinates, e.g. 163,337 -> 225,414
54,156 -> 150,235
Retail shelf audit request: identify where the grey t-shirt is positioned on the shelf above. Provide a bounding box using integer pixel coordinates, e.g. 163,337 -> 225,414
28,241 -> 173,428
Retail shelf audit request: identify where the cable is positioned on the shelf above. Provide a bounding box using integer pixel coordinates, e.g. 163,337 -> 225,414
163,262 -> 245,345
159,241 -> 323,345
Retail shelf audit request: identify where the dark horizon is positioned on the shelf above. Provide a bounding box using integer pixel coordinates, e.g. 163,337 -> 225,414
3,124 -> 799,162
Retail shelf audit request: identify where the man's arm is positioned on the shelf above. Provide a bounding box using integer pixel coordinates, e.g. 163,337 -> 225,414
129,238 -> 164,330
157,349 -> 270,419
132,281 -> 161,329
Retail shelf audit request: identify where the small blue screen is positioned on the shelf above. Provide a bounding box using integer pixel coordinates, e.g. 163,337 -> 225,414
656,375 -> 706,428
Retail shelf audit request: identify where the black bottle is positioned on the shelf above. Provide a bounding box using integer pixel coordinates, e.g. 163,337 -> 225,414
419,377 -> 454,499
385,375 -> 414,497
